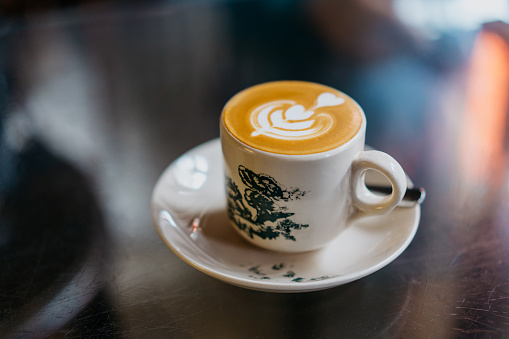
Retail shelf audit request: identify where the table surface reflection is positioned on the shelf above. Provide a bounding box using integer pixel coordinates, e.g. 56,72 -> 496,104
1,1 -> 509,337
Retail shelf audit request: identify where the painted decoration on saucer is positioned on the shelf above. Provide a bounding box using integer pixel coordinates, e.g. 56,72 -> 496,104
245,263 -> 338,282
226,165 -> 309,241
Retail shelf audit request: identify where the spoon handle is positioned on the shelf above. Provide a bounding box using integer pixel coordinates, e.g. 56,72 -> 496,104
366,185 -> 426,205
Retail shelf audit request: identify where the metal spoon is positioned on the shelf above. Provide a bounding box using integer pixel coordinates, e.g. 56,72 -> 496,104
366,185 -> 426,206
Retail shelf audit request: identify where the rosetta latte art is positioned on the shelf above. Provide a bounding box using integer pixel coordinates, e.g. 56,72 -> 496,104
250,92 -> 345,140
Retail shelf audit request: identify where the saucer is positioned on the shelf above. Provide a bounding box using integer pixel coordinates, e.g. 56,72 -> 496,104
151,139 -> 420,293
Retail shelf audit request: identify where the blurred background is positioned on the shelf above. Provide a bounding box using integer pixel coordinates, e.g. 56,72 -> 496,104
1,0 -> 509,337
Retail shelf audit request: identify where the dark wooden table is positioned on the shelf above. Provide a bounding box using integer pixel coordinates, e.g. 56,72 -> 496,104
1,1 -> 509,337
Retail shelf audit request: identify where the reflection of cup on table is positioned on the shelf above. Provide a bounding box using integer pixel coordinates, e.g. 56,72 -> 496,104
220,81 -> 407,252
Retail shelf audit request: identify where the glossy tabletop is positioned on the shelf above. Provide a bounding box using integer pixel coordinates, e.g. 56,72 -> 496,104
1,1 -> 509,337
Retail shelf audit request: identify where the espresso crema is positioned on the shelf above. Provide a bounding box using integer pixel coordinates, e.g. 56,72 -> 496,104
222,81 -> 363,155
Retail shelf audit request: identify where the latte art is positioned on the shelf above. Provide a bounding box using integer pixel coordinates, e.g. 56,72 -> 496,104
222,81 -> 363,155
250,92 -> 345,140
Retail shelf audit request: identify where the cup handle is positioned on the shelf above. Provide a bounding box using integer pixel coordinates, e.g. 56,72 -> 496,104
351,150 -> 407,215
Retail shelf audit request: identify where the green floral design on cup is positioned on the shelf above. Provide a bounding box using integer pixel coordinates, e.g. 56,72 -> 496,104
226,165 -> 309,241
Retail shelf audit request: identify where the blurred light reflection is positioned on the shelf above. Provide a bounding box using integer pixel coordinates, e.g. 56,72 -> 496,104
173,154 -> 209,190
394,0 -> 509,34
459,28 -> 509,188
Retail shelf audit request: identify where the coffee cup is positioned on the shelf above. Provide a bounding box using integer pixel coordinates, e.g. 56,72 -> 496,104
220,81 -> 407,252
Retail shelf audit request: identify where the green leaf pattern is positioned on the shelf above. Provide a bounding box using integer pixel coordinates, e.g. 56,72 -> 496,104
226,165 -> 309,241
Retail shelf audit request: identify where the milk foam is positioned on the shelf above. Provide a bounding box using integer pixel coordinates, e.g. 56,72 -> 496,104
222,81 -> 363,155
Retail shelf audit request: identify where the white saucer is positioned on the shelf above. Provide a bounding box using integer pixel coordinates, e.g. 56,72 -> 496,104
151,139 -> 420,293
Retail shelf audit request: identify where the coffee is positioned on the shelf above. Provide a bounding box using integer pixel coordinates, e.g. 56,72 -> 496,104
222,81 -> 363,155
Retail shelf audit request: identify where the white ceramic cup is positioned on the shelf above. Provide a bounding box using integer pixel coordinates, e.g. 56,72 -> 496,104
220,86 -> 407,253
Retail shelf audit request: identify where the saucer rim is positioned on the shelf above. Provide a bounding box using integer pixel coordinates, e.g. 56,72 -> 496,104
152,138 -> 421,293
